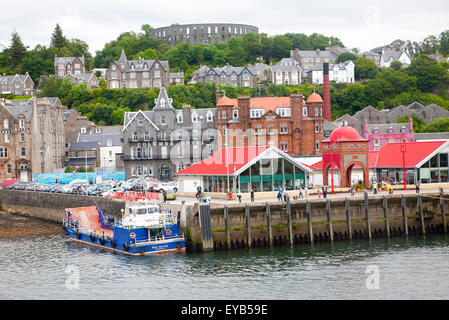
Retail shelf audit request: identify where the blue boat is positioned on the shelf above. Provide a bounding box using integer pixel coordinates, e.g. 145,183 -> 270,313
62,202 -> 186,255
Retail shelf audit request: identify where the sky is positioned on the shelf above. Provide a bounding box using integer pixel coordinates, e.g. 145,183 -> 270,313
1,0 -> 448,55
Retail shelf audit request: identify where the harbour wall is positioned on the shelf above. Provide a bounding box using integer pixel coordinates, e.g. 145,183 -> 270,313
0,189 -> 126,223
185,190 -> 449,252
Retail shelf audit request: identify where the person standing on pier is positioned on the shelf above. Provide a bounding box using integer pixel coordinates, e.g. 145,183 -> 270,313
416,182 -> 420,194
283,189 -> 288,202
277,187 -> 283,201
350,184 -> 354,196
305,186 -> 309,198
237,191 -> 242,203
299,187 -> 303,199
250,188 -> 255,202
323,187 -> 327,198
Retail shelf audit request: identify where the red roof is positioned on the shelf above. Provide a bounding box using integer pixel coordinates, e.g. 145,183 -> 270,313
176,146 -> 270,176
216,96 -> 292,112
307,93 -> 323,103
307,141 -> 447,171
322,125 -> 367,142
373,141 -> 447,168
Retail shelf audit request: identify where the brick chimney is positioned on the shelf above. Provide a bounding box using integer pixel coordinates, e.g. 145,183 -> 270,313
323,63 -> 331,121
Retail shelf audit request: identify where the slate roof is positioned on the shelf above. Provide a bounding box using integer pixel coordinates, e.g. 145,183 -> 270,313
295,50 -> 338,58
193,65 -> 257,77
270,58 -> 302,72
54,56 -> 85,67
0,74 -> 30,85
5,104 -> 32,121
366,123 -> 411,134
68,141 -> 99,151
78,133 -> 122,147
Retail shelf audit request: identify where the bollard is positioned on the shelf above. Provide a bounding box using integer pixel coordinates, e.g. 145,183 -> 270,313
199,204 -> 214,252
364,190 -> 371,239
327,199 -> 334,242
402,195 -> 408,237
441,187 -> 447,234
383,196 -> 390,239
419,195 -> 426,236
306,200 -> 313,244
246,204 -> 252,248
266,202 -> 273,247
224,205 -> 231,250
287,196 -> 293,246
346,198 -> 352,240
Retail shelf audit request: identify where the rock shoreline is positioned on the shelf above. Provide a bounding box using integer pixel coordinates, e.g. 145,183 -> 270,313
0,211 -> 63,238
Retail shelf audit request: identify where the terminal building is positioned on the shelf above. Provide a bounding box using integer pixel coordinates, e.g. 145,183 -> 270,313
176,146 -> 312,194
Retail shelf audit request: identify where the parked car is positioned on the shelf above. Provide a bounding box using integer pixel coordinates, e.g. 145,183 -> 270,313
150,181 -> 178,193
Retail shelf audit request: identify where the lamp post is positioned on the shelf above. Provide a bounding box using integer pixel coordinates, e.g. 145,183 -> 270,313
401,139 -> 407,190
330,138 -> 334,194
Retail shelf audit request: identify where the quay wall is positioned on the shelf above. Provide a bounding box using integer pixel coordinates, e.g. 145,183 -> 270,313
0,189 -> 126,223
185,191 -> 449,251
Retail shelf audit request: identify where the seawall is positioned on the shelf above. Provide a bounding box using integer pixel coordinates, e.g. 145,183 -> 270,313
0,189 -> 126,223
185,190 -> 449,252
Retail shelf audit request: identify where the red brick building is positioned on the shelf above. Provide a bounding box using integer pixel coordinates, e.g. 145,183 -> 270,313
216,90 -> 324,156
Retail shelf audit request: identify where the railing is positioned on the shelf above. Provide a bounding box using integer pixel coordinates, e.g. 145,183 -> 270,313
107,191 -> 160,201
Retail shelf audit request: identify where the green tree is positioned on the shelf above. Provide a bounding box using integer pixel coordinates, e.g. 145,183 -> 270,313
336,52 -> 358,64
406,55 -> 448,92
354,57 -> 378,80
397,114 -> 425,133
51,23 -> 67,49
9,31 -> 27,68
440,30 -> 449,55
390,60 -> 403,70
422,118 -> 449,132
65,165 -> 74,173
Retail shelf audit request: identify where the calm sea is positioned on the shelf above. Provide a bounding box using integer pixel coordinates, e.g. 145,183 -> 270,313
1,234 -> 449,299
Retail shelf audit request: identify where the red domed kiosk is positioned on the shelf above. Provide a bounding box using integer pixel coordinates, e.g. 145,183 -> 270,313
321,125 -> 369,188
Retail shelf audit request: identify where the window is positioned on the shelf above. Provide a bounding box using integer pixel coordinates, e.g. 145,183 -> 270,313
277,108 -> 291,117
177,113 -> 183,123
154,70 -> 160,78
280,123 -> 288,134
20,133 -> 25,142
207,112 -> 213,122
268,124 -> 274,134
4,133 -> 9,143
144,132 -> 150,141
221,111 -> 226,120
161,146 -> 168,159
232,109 -> 238,119
7,164 -> 11,174
250,109 -> 264,118
136,147 -> 141,159
19,120 -> 25,128
148,147 -> 152,159
316,143 -> 320,151
178,145 -> 183,157
314,107 -> 319,117
161,115 -> 166,125
3,119 -> 8,129
193,146 -> 200,157
21,147 -> 26,157
303,107 -> 308,117
254,124 -> 262,135
133,132 -> 138,141
280,140 -> 288,152
178,130 -> 183,140
142,147 -> 147,159
315,124 -> 319,133
192,113 -> 198,123
161,131 -> 166,140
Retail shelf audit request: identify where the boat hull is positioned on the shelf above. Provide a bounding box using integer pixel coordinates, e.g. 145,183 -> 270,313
63,226 -> 186,256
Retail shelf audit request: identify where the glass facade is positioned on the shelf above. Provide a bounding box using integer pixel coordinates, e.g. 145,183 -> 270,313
201,157 -> 308,193
420,153 -> 449,184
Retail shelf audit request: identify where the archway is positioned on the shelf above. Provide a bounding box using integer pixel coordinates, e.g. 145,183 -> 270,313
344,162 -> 369,188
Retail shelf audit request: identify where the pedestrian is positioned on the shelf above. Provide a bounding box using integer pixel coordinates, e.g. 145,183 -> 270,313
305,186 -> 309,198
318,187 -> 322,199
283,189 -> 288,202
373,184 -> 377,195
350,184 -> 354,196
237,191 -> 242,203
277,187 -> 283,201
250,188 -> 255,202
416,182 -> 420,194
323,187 -> 327,198
299,187 -> 303,199
163,190 -> 167,203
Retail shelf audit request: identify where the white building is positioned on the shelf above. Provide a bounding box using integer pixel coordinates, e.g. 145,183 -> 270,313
269,58 -> 302,85
379,50 -> 412,68
308,60 -> 355,85
78,133 -> 122,171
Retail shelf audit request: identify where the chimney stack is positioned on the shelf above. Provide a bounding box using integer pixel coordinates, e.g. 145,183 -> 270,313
323,63 -> 331,121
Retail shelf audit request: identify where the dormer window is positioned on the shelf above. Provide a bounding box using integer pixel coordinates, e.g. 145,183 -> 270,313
373,128 -> 379,134
160,98 -> 166,107
192,112 -> 198,123
177,113 -> 183,123
207,112 -> 214,122
388,127 -> 393,133
232,109 -> 238,119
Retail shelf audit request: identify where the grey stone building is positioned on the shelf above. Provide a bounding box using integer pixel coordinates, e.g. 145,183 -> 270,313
0,73 -> 35,96
290,48 -> 338,77
0,96 -> 66,182
191,65 -> 258,87
122,87 -> 217,180
268,58 -> 302,85
148,23 -> 258,45
334,102 -> 449,133
106,49 -> 174,89
54,56 -> 85,78
64,72 -> 100,90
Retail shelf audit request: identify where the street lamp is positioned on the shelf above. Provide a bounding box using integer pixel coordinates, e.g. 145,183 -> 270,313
329,137 -> 334,194
401,138 -> 407,190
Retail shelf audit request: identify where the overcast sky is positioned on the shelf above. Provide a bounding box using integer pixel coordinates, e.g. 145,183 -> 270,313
1,0 -> 448,55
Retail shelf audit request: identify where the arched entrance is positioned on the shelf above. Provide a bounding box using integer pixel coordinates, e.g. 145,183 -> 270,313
344,162 -> 369,188
320,125 -> 369,189
160,164 -> 170,180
